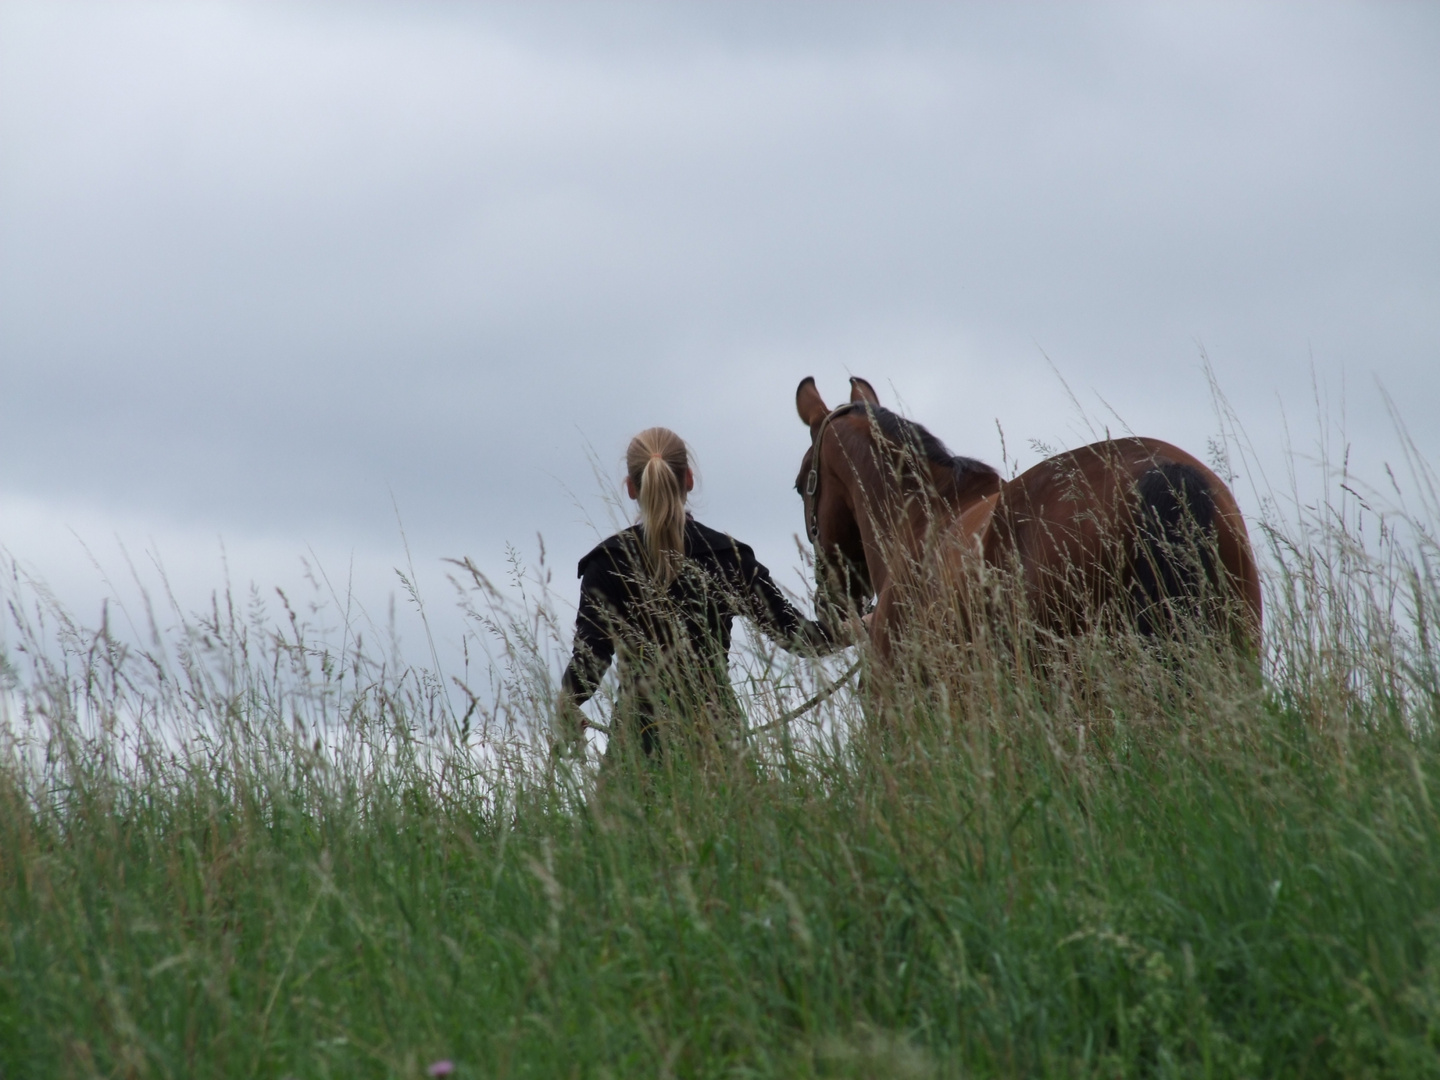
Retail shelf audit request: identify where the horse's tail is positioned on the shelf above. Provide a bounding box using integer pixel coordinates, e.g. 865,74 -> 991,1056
1131,462 -> 1219,637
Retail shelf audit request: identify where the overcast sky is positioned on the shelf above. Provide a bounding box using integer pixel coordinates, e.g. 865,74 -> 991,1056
2,2 -> 1437,676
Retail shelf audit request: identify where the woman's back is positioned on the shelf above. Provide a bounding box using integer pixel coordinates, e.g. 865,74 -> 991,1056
558,427 -> 836,756
564,517 -> 830,705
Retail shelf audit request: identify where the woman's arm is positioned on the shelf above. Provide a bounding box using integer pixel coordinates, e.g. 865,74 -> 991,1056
561,563 -> 622,705
732,542 -> 846,655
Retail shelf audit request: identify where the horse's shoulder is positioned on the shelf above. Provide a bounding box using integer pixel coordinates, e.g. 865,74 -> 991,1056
956,492 -> 1000,548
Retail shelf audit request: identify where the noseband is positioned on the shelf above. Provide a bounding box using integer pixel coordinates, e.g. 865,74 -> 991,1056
804,402 -> 864,546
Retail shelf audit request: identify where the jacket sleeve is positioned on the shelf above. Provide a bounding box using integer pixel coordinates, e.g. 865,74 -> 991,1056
560,558 -> 622,704
732,543 -> 842,655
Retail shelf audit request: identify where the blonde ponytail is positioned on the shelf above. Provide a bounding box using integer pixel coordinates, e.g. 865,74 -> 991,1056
626,427 -> 689,586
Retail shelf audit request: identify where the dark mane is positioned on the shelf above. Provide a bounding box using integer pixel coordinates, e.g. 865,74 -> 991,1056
865,404 -> 1001,498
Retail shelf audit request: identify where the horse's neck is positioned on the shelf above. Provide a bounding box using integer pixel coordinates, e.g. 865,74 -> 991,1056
832,458 -> 900,598
850,463 -> 973,592
831,425 -> 995,592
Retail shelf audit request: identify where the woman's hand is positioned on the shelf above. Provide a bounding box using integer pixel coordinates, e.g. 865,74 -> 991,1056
845,610 -> 875,645
555,691 -> 589,740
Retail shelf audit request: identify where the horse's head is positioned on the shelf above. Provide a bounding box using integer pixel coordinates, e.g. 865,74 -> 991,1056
795,376 -> 880,624
795,376 -> 1004,631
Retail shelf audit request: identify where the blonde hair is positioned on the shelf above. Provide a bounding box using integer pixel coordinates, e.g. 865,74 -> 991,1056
626,427 -> 689,586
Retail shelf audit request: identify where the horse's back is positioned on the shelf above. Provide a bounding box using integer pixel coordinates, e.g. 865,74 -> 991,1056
982,437 -> 1261,643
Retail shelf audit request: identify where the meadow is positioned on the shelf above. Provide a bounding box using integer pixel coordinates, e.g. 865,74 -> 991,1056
3,439 -> 1440,1078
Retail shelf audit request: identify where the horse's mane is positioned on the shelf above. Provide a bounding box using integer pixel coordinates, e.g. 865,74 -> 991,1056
862,404 -> 1001,499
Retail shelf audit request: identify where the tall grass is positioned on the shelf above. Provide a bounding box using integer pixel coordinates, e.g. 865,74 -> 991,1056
2,441 -> 1440,1078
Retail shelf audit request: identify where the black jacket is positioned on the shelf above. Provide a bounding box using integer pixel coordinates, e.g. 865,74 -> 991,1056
561,518 -> 835,706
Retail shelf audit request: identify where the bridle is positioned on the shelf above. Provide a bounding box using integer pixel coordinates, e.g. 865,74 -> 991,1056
803,402 -> 864,547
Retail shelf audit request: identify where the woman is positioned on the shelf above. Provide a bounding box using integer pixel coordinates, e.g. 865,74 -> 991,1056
560,427 -> 843,757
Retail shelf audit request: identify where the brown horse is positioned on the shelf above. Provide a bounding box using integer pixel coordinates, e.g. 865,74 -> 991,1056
795,376 -> 1262,665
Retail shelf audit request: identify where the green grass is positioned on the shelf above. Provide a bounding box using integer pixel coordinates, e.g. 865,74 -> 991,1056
3,483 -> 1440,1078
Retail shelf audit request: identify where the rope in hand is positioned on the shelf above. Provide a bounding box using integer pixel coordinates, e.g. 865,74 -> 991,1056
744,656 -> 862,735
574,656 -> 862,740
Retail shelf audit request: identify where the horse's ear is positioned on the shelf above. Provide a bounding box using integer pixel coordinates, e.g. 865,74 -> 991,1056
849,377 -> 880,405
796,377 -> 830,428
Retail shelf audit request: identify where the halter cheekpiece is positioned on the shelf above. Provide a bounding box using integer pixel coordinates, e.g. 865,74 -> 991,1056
804,402 -> 864,546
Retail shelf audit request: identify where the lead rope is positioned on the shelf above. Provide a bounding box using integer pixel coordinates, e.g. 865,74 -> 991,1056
576,656 -> 860,741
745,655 -> 862,736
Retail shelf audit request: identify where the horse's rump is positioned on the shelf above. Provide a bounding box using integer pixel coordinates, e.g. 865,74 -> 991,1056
1131,461 -> 1220,636
980,439 -> 1254,644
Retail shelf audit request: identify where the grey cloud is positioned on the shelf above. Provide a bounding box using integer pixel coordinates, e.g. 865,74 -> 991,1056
1,2 -> 1437,628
